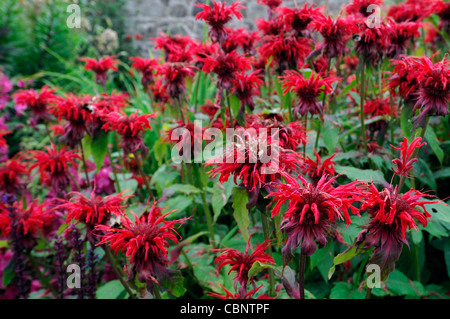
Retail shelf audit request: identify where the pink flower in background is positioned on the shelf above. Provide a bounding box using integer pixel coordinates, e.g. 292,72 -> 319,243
0,73 -> 13,110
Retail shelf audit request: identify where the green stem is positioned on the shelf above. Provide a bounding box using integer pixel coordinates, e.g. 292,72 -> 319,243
260,210 -> 275,297
103,247 -> 137,299
153,285 -> 162,299
299,254 -> 306,299
79,141 -> 91,187
314,115 -> 322,150
365,287 -> 372,299
360,63 -> 368,153
133,152 -> 155,200
29,254 -> 59,297
107,146 -> 121,193
193,163 -> 216,248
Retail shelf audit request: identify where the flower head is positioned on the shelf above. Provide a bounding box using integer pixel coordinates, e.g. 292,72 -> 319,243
301,150 -> 336,182
311,15 -> 359,59
214,235 -> 274,297
195,1 -> 245,44
130,57 -> 159,88
0,154 -> 28,195
277,4 -> 323,35
357,184 -> 440,279
257,0 -> 283,10
259,34 -> 312,74
29,144 -> 81,192
96,204 -> 188,293
13,85 -> 59,118
391,137 -> 426,178
269,173 -> 364,262
411,55 -> 450,128
280,71 -> 337,117
156,62 -> 196,99
345,0 -> 383,18
200,50 -> 251,91
101,111 -> 157,155
232,71 -> 264,118
79,56 -> 119,86
386,20 -> 421,58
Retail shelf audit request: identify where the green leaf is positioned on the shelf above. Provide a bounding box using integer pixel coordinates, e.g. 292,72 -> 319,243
90,131 -> 110,172
166,272 -> 186,298
232,188 -> 250,243
161,195 -> 193,216
2,258 -> 15,287
385,270 -> 425,296
434,167 -> 450,180
96,280 -> 128,299
211,179 -> 235,224
444,240 -> 450,279
400,103 -> 413,140
329,239 -> 371,280
247,261 -> 280,281
164,184 -> 202,195
425,127 -> 444,165
153,138 -> 168,166
424,199 -> 450,224
414,159 -> 437,190
330,282 -> 365,299
114,173 -> 139,195
335,165 -> 387,184
322,118 -> 340,154
0,240 -> 7,248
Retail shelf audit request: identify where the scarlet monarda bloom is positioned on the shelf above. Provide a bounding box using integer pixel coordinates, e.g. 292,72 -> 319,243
257,0 -> 283,10
55,190 -> 131,242
232,71 -> 264,119
259,34 -> 312,74
354,21 -> 391,66
411,55 -> 450,128
269,174 -> 364,262
387,0 -> 434,23
29,144 -> 81,192
345,0 -> 383,18
13,85 -> 59,119
356,184 -> 439,279
277,4 -> 323,36
129,57 -> 158,88
386,20 -> 420,58
311,15 -> 359,59
156,62 -> 196,99
301,150 -> 336,183
246,114 -> 308,151
206,128 -> 301,209
364,97 -> 397,139
101,111 -> 157,155
388,56 -> 419,102
0,154 -> 28,195
207,284 -> 271,299
280,71 -> 337,118
79,56 -> 119,86
195,1 -> 245,44
0,199 -> 48,249
50,93 -> 95,147
200,50 -> 251,91
391,137 -> 426,178
153,33 -> 197,62
96,204 -> 188,294
214,235 -> 274,298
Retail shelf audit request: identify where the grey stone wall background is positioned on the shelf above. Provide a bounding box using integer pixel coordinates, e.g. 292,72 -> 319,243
124,0 -> 349,55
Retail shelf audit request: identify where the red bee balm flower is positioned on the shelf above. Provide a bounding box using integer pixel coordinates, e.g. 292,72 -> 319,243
357,184 -> 441,279
214,236 -> 274,298
391,137 -> 426,178
195,1 -> 245,44
277,4 -> 323,35
301,150 -> 337,182
207,284 -> 271,299
101,111 -> 157,155
156,62 -> 196,99
280,71 -> 337,118
311,15 -> 359,59
0,154 -> 28,195
79,56 -> 119,86
269,174 -> 365,262
13,85 -> 59,118
29,144 -> 81,192
96,205 -> 188,294
200,50 -> 251,91
257,0 -> 283,10
232,71 -> 264,119
411,55 -> 450,128
129,57 -> 158,88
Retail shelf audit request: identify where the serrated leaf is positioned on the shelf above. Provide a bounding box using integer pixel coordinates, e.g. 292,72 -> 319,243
90,131 -> 109,172
335,165 -> 387,185
322,118 -> 340,154
425,127 -> 444,165
232,188 -> 250,243
329,239 -> 371,280
385,270 -> 425,296
96,280 -> 128,299
400,103 -> 413,140
164,184 -> 201,195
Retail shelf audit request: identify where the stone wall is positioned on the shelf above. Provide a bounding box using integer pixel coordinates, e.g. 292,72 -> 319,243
124,0 -> 349,54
